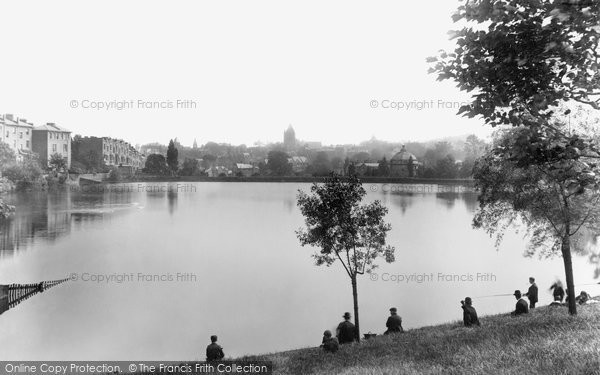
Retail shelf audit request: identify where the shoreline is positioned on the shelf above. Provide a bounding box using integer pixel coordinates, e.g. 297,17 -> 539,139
236,303 -> 600,374
90,175 -> 476,185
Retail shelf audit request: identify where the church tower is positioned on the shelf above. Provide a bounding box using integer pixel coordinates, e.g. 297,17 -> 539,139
283,125 -> 296,150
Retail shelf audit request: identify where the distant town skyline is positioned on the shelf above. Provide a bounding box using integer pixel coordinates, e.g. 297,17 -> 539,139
0,111 -> 489,150
0,0 -> 493,148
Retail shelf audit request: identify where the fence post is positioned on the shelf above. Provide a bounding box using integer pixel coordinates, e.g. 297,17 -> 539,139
0,285 -> 8,315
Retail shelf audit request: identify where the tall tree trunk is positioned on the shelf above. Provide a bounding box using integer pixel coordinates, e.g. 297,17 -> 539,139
561,234 -> 577,315
351,275 -> 360,342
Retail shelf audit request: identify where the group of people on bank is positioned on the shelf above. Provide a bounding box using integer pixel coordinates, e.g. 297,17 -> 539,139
204,276 -> 595,360
320,307 -> 404,353
203,308 -> 404,359
461,277 -> 595,327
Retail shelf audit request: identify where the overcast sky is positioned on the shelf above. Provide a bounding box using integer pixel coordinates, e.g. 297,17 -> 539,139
0,0 -> 491,147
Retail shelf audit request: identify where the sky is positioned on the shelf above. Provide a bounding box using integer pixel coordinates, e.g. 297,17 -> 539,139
0,0 -> 492,147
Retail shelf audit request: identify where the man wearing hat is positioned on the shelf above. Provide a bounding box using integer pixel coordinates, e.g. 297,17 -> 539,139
511,290 -> 529,316
384,307 -> 404,334
206,335 -> 225,361
460,297 -> 481,327
524,277 -> 538,308
320,330 -> 339,353
336,312 -> 356,344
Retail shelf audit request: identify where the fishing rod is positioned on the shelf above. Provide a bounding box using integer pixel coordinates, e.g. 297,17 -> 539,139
474,282 -> 600,299
474,293 -> 514,298
576,282 -> 600,287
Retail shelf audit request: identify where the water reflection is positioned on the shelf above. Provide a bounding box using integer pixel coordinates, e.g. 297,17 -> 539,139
0,182 -> 598,360
436,192 -> 479,212
283,195 -> 294,213
389,193 -> 414,215
168,191 -> 178,215
0,190 -> 138,256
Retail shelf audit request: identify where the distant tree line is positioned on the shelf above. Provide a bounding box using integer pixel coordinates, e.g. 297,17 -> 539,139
141,135 -> 488,179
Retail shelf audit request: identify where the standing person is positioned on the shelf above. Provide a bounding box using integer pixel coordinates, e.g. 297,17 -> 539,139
384,307 -> 404,334
461,297 -> 481,327
206,335 -> 225,361
336,312 -> 356,344
320,330 -> 339,353
549,280 -> 565,303
511,290 -> 529,316
524,277 -> 538,309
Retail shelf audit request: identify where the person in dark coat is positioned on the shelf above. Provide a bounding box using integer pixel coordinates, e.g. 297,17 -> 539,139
384,307 -> 404,334
336,312 -> 356,344
576,291 -> 591,305
549,280 -> 565,303
320,330 -> 339,353
511,290 -> 529,316
461,297 -> 481,327
524,277 -> 538,308
206,335 -> 225,361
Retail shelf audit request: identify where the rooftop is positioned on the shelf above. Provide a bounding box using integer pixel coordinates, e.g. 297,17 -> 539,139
391,145 -> 417,163
33,123 -> 71,132
0,114 -> 34,127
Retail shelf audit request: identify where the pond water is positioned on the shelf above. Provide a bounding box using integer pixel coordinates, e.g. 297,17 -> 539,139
0,182 -> 598,359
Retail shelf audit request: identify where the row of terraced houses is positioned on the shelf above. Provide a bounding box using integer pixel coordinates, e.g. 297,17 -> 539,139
0,114 -> 144,170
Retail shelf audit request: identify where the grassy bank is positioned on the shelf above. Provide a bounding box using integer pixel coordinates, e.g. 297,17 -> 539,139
240,304 -> 600,375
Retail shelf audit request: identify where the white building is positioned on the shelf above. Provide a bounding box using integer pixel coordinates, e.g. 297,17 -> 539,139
0,114 -> 34,162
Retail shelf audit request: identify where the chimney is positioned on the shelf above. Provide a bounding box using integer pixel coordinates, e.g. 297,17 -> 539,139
5,114 -> 13,121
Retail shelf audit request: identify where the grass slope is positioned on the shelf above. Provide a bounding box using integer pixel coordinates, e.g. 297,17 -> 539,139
242,304 -> 600,375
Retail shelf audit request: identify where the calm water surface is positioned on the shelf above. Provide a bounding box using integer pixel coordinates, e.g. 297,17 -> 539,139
0,182 -> 598,359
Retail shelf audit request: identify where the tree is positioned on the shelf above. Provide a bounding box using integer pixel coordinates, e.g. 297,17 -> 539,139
343,157 -> 351,176
2,154 -> 45,190
49,153 -> 67,172
86,150 -> 103,172
311,151 -> 332,176
267,150 -> 292,176
422,142 -> 457,175
331,156 -> 344,174
429,0 -> 600,126
378,157 -> 390,177
460,135 -> 488,177
296,174 -> 395,342
0,141 -> 16,167
180,158 -> 200,176
107,166 -> 121,182
144,154 -> 168,175
167,139 -> 179,174
473,126 -> 600,315
435,154 -> 459,178
201,154 -> 217,169
258,161 -> 268,175
351,152 -> 370,163
430,0 -> 600,314
347,163 -> 357,177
